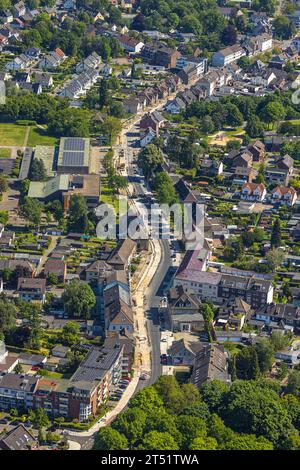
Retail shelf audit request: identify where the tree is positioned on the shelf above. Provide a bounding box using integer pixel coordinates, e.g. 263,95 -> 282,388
206,414 -> 235,444
0,267 -> 12,283
273,16 -> 296,40
236,347 -> 260,380
129,386 -> 164,413
245,115 -> 265,137
23,29 -> 42,47
110,174 -> 128,194
201,116 -> 215,134
29,408 -> 50,429
0,0 -> 12,10
69,194 -> 88,232
139,431 -> 179,450
45,431 -> 60,444
220,434 -> 273,450
255,340 -> 275,375
0,210 -> 9,225
270,331 -> 291,351
98,79 -> 111,109
181,383 -> 201,407
176,415 -> 207,448
0,176 -> 8,194
200,380 -> 229,414
38,428 -> 45,444
287,371 -> 300,398
48,108 -> 90,138
154,376 -> 186,414
260,101 -> 286,128
222,380 -> 295,446
46,200 -> 64,223
189,437 -> 218,450
222,24 -> 237,46
225,103 -> 243,127
60,321 -> 80,346
137,144 -> 163,179
271,218 -> 281,248
112,408 -> 147,446
0,297 -> 18,334
29,159 -> 47,181
20,197 -> 43,227
63,279 -> 96,319
14,363 -> 24,374
154,172 -> 178,205
144,409 -> 182,443
93,428 -> 128,450
109,101 -> 125,119
237,56 -> 251,70
99,117 -> 122,145
265,248 -> 285,272
180,402 -> 210,422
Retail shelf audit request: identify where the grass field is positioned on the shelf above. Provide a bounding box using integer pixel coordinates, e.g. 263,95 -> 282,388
27,126 -> 58,147
0,123 -> 27,146
0,148 -> 11,158
0,123 -> 58,147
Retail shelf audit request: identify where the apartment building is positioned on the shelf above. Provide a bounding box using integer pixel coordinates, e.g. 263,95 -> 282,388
173,257 -> 274,308
0,346 -> 123,422
211,44 -> 246,68
142,43 -> 181,68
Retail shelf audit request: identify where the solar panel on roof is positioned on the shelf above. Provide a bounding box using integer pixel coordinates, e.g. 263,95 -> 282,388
62,151 -> 85,166
63,138 -> 85,151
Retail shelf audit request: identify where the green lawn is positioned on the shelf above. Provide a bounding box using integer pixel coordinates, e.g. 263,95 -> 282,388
0,123 -> 27,146
0,148 -> 11,158
27,126 -> 58,147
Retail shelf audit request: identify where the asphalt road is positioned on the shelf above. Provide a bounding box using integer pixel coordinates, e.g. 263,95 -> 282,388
68,113 -> 173,449
125,127 -> 172,389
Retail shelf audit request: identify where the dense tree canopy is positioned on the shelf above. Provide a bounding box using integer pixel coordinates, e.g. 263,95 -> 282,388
63,279 -> 96,319
94,376 -> 299,450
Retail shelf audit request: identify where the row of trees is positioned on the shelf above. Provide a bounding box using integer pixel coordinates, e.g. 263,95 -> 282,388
0,94 -> 91,137
19,192 -> 92,233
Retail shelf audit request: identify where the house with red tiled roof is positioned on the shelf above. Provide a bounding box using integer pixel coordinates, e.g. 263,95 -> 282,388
54,47 -> 67,59
271,186 -> 297,206
117,34 -> 144,53
241,182 -> 266,202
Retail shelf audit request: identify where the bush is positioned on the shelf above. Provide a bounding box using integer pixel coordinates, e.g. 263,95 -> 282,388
15,120 -> 37,126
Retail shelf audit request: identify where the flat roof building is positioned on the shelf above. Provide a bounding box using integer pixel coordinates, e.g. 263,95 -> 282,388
57,137 -> 91,174
33,145 -> 56,177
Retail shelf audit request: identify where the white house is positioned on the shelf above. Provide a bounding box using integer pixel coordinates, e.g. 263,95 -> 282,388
5,55 -> 30,71
13,1 -> 26,17
256,34 -> 273,52
251,70 -> 276,87
211,44 -> 246,67
241,182 -> 266,202
140,128 -> 156,147
118,35 -> 144,54
165,96 -> 186,114
271,186 -> 298,206
176,56 -> 208,76
38,48 -> 67,70
75,51 -> 101,73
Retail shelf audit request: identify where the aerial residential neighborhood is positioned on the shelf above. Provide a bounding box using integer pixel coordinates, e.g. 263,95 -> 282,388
0,0 -> 300,456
